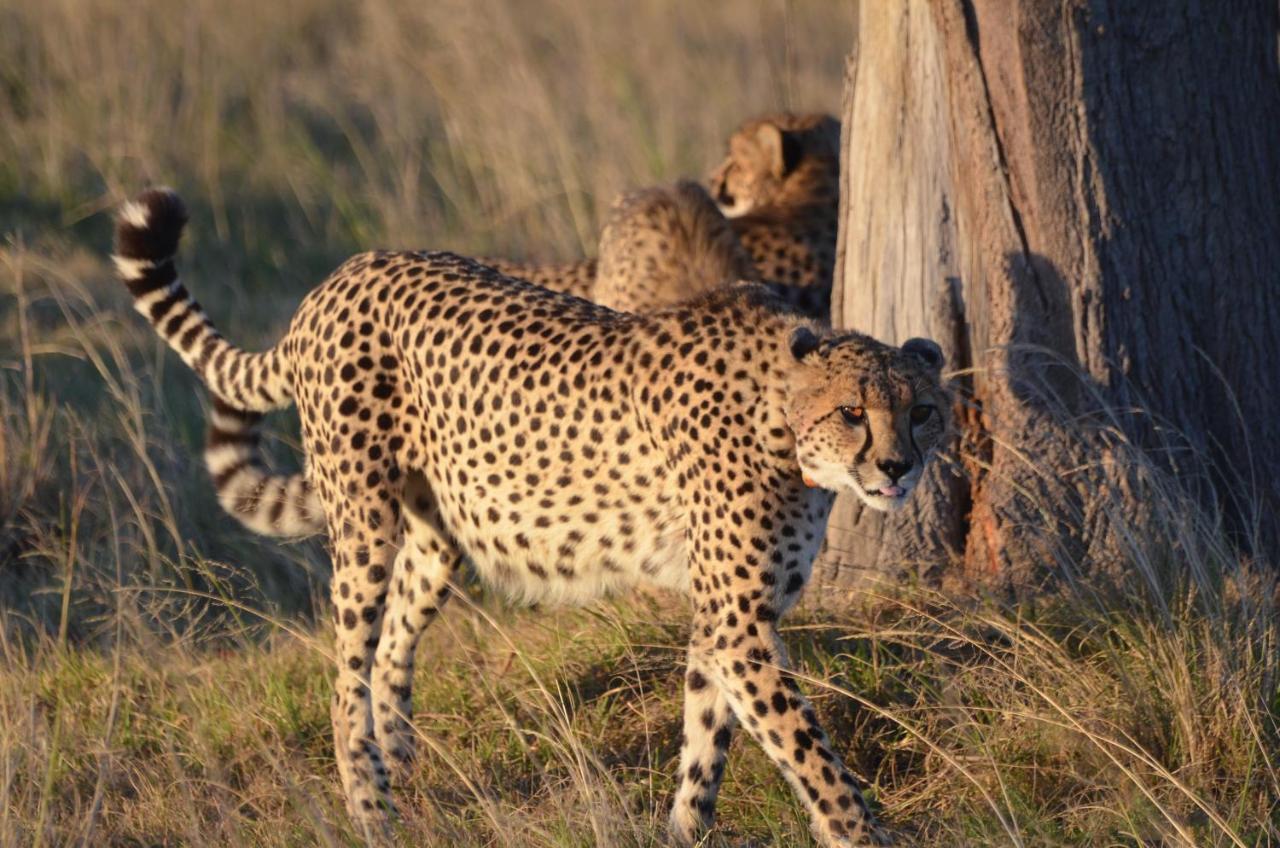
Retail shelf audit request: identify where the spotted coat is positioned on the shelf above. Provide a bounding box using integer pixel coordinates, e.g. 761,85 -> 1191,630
592,180 -> 758,312
192,113 -> 842,537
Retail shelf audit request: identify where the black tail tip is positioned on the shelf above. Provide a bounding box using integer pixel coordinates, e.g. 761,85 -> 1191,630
114,187 -> 188,262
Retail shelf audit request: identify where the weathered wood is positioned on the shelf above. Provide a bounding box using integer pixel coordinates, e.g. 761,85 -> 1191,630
814,0 -> 1280,597
817,1 -> 968,596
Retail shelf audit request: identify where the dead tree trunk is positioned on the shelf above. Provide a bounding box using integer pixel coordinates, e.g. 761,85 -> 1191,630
814,0 -> 1280,595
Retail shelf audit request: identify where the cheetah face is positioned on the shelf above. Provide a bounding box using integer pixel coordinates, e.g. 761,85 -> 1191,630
784,329 -> 949,511
708,131 -> 784,218
706,113 -> 839,218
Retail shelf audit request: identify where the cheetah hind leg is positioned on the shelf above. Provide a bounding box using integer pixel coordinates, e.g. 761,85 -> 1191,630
371,470 -> 463,780
326,529 -> 397,833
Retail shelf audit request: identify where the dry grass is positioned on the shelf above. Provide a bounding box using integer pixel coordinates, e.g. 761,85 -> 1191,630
1,1 -> 1277,845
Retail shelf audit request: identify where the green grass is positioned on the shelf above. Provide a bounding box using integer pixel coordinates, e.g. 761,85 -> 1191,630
4,572 -> 1276,846
1,0 -> 1277,845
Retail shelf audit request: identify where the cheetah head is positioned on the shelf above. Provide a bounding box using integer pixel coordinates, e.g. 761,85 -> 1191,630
784,328 -> 949,511
707,112 -> 840,218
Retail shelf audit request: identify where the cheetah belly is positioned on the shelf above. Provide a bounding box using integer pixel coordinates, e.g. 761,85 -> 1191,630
435,478 -> 688,607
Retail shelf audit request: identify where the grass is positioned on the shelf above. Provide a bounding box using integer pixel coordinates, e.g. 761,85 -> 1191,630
0,0 -> 1277,845
3,556 -> 1276,846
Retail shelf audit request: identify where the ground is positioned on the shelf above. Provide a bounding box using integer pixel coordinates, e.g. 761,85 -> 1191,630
0,0 -> 1276,845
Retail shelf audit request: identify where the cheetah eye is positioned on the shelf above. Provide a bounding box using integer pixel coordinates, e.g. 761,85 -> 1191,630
839,406 -> 865,427
910,405 -> 935,425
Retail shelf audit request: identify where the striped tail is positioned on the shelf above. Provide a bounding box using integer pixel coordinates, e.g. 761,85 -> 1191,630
204,397 -> 326,538
112,188 -> 292,412
114,188 -> 323,538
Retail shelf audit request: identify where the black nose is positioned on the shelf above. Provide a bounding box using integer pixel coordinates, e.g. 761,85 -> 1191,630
876,459 -> 912,481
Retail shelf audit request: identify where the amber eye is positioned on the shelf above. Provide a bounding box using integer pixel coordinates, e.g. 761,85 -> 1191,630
839,406 -> 865,426
910,405 -> 935,425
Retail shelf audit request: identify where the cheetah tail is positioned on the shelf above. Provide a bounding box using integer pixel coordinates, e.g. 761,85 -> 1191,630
112,187 -> 292,413
204,396 -> 327,538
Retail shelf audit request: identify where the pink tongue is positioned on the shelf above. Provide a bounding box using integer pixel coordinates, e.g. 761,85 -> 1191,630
879,485 -> 905,497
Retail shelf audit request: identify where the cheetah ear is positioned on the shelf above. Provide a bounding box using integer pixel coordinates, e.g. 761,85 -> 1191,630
902,337 -> 944,371
789,326 -> 821,361
754,122 -> 802,179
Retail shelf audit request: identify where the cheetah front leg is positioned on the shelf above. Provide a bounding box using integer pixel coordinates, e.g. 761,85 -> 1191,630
679,479 -> 885,847
371,473 -> 463,778
669,649 -> 737,845
703,619 -> 884,847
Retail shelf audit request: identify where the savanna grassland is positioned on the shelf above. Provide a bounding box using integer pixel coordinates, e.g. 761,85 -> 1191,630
1,1 -> 1277,845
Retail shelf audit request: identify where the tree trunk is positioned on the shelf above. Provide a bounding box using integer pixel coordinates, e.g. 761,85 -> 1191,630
813,0 -> 1280,597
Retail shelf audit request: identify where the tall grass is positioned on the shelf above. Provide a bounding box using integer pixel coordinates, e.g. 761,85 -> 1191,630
0,1 -> 1276,845
0,0 -> 849,257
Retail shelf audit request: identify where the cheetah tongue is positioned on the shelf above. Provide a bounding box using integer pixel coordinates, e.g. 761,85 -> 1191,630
802,475 -> 818,488
876,485 -> 905,497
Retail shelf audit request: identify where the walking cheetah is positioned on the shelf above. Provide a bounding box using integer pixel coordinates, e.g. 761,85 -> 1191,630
113,187 -> 948,846
197,180 -> 764,540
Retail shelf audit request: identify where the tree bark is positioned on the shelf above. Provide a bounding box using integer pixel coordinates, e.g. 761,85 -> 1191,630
813,0 -> 1280,597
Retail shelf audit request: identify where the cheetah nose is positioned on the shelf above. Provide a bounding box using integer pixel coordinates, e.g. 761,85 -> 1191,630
876,459 -> 912,482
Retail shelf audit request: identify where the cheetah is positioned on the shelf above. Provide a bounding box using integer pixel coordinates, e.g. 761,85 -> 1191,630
113,187 -> 948,847
591,180 -> 758,312
591,178 -> 843,317
476,111 -> 840,315
708,111 -> 841,316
